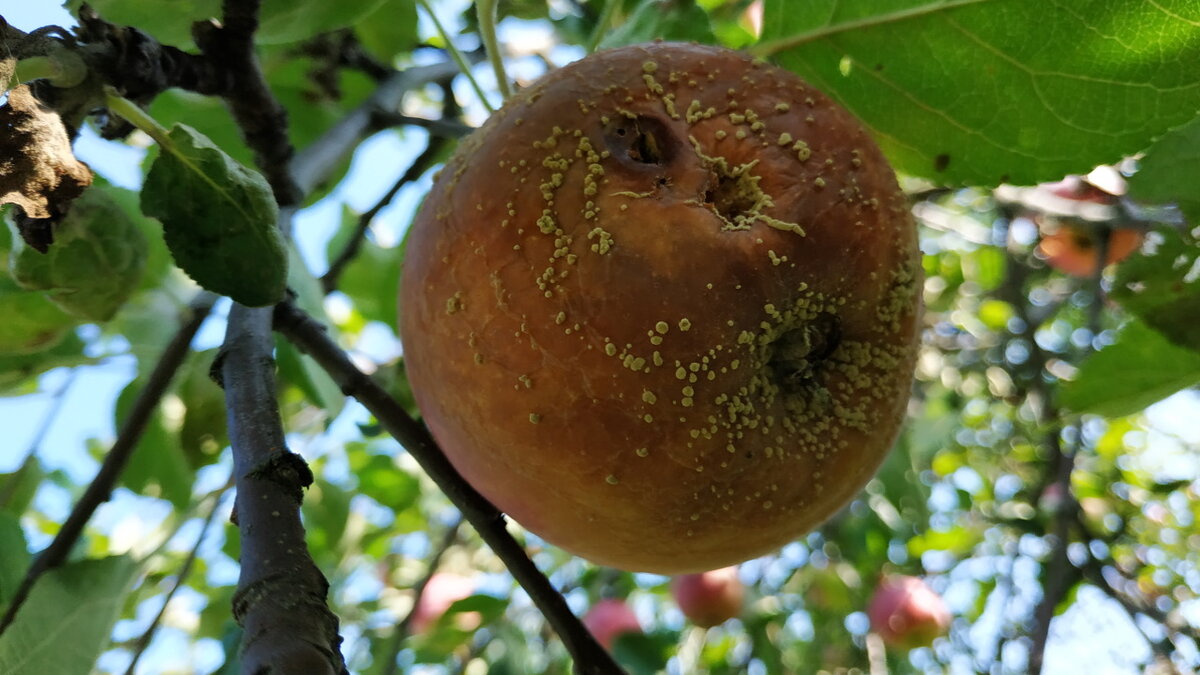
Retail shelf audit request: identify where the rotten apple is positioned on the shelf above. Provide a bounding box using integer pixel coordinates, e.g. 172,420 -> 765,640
400,43 -> 921,573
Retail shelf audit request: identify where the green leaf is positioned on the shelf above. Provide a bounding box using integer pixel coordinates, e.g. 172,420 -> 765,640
1061,320 -> 1200,417
354,454 -> 420,511
612,631 -> 676,675
327,206 -> 404,327
69,0 -> 220,48
354,0 -> 419,63
0,556 -> 138,675
0,227 -> 77,352
0,511 -> 30,610
1110,226 -> 1200,351
302,479 -> 352,556
760,0 -> 1200,185
258,0 -> 390,44
1129,115 -> 1200,221
116,378 -> 195,509
141,124 -> 287,307
600,0 -> 718,50
9,186 -> 148,321
275,337 -> 346,420
0,456 -> 44,515
178,350 -> 228,470
0,332 -> 90,396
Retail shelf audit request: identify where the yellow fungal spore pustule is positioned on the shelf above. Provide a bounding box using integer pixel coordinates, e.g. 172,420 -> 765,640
399,43 -> 921,574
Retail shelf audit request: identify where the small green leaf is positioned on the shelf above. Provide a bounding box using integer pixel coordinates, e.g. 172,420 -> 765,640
354,0 -> 419,63
0,273 -> 77,355
1110,226 -> 1200,352
69,0 -> 220,48
258,0 -> 390,44
327,206 -> 404,327
275,337 -> 346,420
0,511 -> 30,609
355,454 -> 420,511
116,378 -> 195,509
1129,115 -> 1200,223
1061,320 -> 1200,417
141,124 -> 287,307
9,186 -> 148,321
0,556 -> 138,675
0,456 -> 44,515
178,350 -> 228,470
600,0 -> 718,50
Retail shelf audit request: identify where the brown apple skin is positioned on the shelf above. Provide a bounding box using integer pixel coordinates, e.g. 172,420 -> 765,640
400,43 -> 921,574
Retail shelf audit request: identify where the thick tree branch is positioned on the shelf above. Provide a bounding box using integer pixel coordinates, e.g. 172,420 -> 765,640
199,2 -> 346,673
0,293 -> 215,635
272,301 -> 626,675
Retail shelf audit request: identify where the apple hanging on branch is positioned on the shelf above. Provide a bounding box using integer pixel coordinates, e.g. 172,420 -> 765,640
867,575 -> 951,649
671,566 -> 745,628
400,43 -> 921,573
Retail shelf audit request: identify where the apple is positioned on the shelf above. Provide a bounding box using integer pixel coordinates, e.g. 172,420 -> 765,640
410,572 -> 477,634
400,43 -> 921,573
867,575 -> 950,649
670,566 -> 744,628
1038,224 -> 1142,278
583,598 -> 642,649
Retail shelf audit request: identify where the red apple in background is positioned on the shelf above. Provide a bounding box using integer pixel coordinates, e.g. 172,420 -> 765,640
867,575 -> 950,649
583,598 -> 642,649
670,566 -> 744,628
410,572 -> 477,634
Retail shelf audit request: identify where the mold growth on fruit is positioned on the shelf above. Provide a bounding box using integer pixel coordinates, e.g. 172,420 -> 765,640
688,137 -> 804,236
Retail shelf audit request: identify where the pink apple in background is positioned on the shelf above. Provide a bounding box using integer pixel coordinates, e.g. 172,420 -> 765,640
867,575 -> 951,649
583,598 -> 642,649
410,572 -> 477,634
670,566 -> 745,628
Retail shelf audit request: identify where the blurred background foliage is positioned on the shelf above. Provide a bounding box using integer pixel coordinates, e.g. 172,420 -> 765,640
2,0 -> 1200,674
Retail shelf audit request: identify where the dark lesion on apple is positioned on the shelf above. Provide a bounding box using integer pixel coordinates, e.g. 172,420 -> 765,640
602,114 -> 680,169
767,313 -> 842,395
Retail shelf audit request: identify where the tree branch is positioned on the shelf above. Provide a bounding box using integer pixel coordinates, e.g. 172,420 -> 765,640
198,1 -> 346,672
272,301 -> 626,675
0,293 -> 215,635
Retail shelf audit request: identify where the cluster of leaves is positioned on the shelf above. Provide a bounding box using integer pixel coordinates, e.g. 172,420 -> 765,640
1,1 -> 1200,674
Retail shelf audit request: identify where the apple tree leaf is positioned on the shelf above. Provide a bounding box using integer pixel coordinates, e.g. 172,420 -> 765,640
760,0 -> 1200,186
8,186 -> 147,321
141,124 -> 287,307
0,556 -> 138,675
1060,320 -> 1200,418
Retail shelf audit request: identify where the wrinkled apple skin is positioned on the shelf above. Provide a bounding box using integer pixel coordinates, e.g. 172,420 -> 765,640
400,43 -> 921,573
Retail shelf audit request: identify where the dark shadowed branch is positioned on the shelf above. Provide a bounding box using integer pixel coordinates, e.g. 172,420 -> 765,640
272,301 -> 626,675
0,293 -> 215,635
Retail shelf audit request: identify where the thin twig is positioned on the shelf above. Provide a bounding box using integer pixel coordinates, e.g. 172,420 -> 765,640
381,517 -> 464,675
0,293 -> 215,636
291,60 -> 465,196
415,0 -> 494,113
476,0 -> 512,99
122,487 -> 230,675
371,112 -> 475,139
321,134 -> 447,294
273,301 -> 626,675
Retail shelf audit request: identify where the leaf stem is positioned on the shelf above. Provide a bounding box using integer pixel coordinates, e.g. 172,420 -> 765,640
416,0 -> 495,113
103,87 -> 174,148
476,0 -> 512,100
749,0 -> 990,58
